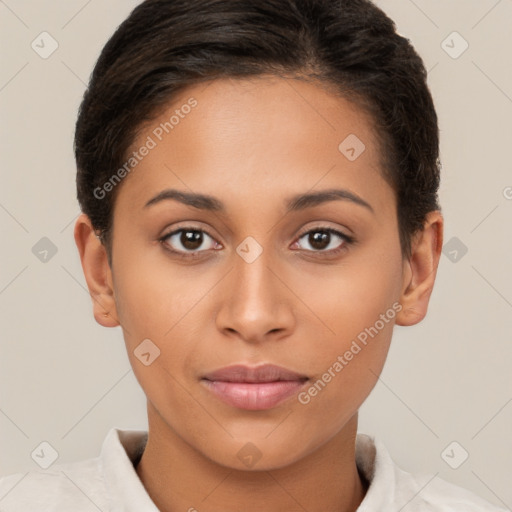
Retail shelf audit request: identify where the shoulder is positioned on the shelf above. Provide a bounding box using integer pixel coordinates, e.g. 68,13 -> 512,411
415,475 -> 508,511
392,461 -> 508,511
0,428 -> 151,512
0,455 -> 107,512
355,433 -> 508,512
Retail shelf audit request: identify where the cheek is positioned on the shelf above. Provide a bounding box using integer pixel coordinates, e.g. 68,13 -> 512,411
291,241 -> 402,403
111,259 -> 201,405
110,246 -> 218,388
295,299 -> 397,440
294,244 -> 402,345
111,241 -> 198,338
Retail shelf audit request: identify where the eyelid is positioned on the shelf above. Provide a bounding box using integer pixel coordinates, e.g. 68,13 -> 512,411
159,223 -> 355,258
160,222 -> 219,242
159,224 -> 221,257
293,225 -> 355,252
295,224 -> 352,240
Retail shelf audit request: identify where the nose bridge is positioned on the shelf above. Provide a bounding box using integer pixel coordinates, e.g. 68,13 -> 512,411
235,243 -> 274,305
216,237 -> 294,341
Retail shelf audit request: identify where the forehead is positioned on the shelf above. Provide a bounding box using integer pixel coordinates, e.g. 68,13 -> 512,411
116,76 -> 393,216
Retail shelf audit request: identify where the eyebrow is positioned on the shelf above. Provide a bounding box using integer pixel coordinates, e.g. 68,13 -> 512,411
144,188 -> 374,214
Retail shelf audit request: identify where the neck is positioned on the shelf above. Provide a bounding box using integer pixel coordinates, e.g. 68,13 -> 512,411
136,403 -> 368,512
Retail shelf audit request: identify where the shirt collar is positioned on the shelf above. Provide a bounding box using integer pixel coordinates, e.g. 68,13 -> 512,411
101,428 -> 392,511
101,428 -> 159,512
355,433 -> 396,510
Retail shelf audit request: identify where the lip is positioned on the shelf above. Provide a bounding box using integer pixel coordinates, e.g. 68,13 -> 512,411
202,364 -> 308,383
201,364 -> 309,411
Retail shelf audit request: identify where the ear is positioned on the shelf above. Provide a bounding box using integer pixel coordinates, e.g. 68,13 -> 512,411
395,210 -> 444,326
73,213 -> 119,328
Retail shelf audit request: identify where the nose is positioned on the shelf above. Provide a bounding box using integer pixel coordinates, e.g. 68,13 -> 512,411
215,245 -> 296,344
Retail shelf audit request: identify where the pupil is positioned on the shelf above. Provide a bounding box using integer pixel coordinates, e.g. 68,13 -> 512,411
310,231 -> 329,250
181,230 -> 203,250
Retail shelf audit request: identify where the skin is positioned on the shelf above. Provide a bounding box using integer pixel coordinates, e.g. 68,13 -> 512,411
75,75 -> 443,512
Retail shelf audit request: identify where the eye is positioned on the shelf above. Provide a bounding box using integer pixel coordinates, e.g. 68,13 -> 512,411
159,228 -> 220,257
294,227 -> 354,255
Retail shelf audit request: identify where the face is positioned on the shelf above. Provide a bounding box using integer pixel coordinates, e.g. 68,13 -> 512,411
102,76 -> 408,469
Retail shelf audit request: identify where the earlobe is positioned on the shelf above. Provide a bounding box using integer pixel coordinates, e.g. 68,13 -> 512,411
395,211 -> 444,327
73,213 -> 120,328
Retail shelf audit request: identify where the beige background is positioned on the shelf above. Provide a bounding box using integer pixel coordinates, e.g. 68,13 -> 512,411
0,0 -> 511,508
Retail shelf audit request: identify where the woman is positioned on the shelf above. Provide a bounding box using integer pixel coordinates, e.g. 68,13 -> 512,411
0,0 -> 506,510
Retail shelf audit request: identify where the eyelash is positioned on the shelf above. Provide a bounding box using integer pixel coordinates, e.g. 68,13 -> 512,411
158,226 -> 355,259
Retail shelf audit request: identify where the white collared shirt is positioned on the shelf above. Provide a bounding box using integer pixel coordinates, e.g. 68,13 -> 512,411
0,428 -> 507,511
